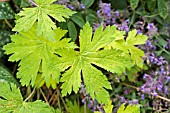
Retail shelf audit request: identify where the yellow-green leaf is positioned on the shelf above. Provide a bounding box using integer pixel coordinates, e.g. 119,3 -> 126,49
51,23 -> 133,104
13,1 -> 75,41
3,24 -> 76,87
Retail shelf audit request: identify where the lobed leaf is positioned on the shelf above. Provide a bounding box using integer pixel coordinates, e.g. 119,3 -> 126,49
3,24 -> 76,87
13,0 -> 75,40
106,29 -> 148,68
0,82 -> 54,113
117,103 -> 140,113
103,100 -> 113,113
51,23 -> 133,104
0,82 -> 23,113
66,99 -> 90,113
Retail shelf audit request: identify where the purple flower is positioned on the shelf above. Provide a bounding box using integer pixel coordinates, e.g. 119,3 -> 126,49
137,29 -> 142,34
153,91 -> 158,96
157,83 -> 163,92
99,2 -> 111,17
114,11 -> 120,17
80,4 -> 85,9
67,5 -> 74,10
164,86 -> 169,94
147,23 -> 155,31
112,18 -> 115,24
165,76 -> 170,83
146,23 -> 158,37
129,99 -> 138,105
125,19 -> 130,23
120,96 -> 126,102
146,40 -> 152,47
97,10 -> 101,14
160,66 -> 165,75
141,94 -> 145,100
82,98 -> 86,103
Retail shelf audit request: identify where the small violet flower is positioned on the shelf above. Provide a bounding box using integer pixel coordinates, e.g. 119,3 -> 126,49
80,4 -> 85,9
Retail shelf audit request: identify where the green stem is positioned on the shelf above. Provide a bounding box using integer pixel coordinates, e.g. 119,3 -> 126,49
37,89 -> 40,100
49,89 -> 58,104
129,11 -> 135,29
40,88 -> 49,103
57,88 -> 68,111
84,101 -> 86,113
156,44 -> 170,55
24,87 -> 35,102
57,90 -> 61,110
4,19 -> 13,29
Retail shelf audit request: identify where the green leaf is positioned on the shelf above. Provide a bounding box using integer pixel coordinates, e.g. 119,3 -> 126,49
3,24 -> 76,87
51,23 -> 133,104
86,14 -> 98,26
85,9 -> 98,25
56,109 -> 62,113
107,29 -> 148,68
147,0 -> 156,12
0,30 -> 11,58
130,0 -> 139,10
103,100 -> 113,113
157,0 -> 168,19
155,16 -> 163,24
0,65 -> 18,85
0,82 -> 23,113
71,13 -> 85,28
0,2 -> 15,19
155,50 -> 163,56
156,36 -> 167,47
126,66 -> 140,82
0,82 -> 54,113
66,100 -> 88,113
81,0 -> 94,8
110,0 -> 128,10
13,1 -> 76,41
14,0 -> 31,8
15,100 -> 55,113
117,103 -> 140,113
67,21 -> 77,42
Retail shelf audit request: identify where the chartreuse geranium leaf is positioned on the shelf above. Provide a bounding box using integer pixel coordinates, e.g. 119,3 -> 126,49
51,23 -> 133,104
103,100 -> 113,113
0,82 -> 54,113
107,29 -> 148,68
56,109 -> 62,113
13,0 -> 75,41
117,103 -> 140,113
0,82 -> 23,112
3,24 -> 76,88
66,99 -> 91,113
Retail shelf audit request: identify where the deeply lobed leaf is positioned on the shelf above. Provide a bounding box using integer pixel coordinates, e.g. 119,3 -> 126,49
51,23 -> 133,104
13,0 -> 75,41
106,29 -> 148,68
103,100 -> 113,113
3,24 -> 76,88
0,82 -> 23,112
0,82 -> 54,113
117,103 -> 140,113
